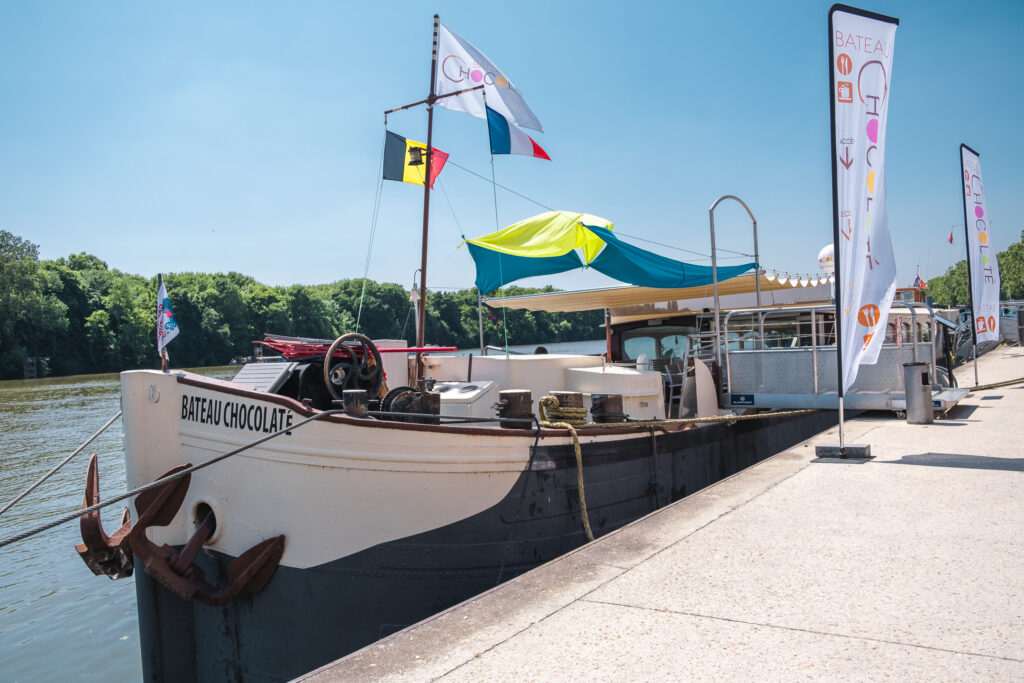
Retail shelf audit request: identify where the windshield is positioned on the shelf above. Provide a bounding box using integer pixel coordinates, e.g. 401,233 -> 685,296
621,325 -> 696,363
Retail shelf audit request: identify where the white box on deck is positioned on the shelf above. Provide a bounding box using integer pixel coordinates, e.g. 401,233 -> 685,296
564,365 -> 665,420
461,354 -> 605,415
434,380 -> 498,420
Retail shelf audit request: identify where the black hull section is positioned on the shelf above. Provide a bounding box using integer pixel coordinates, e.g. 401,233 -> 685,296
135,411 -> 835,681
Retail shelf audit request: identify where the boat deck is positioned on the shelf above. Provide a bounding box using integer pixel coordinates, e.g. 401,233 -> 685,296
301,346 -> 1024,681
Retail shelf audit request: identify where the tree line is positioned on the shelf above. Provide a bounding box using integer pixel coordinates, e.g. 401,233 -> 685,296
0,231 -> 602,379
925,231 -> 1024,307
9,228 -> 1022,379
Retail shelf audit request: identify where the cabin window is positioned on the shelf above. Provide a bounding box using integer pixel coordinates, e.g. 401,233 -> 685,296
621,325 -> 696,364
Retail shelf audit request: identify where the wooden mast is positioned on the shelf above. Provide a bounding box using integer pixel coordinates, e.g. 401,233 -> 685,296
413,14 -> 441,387
384,16 -> 480,387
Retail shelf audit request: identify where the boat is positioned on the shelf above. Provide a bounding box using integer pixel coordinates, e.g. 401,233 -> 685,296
70,17 -> 962,682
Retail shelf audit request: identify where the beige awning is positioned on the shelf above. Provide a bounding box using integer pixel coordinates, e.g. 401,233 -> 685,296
484,274 -> 833,324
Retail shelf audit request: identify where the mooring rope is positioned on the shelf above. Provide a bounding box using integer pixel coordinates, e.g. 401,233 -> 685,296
0,409 -> 344,550
537,396 -> 593,542
967,376 -> 1024,392
0,411 -> 122,518
536,394 -> 822,543
538,401 -> 821,433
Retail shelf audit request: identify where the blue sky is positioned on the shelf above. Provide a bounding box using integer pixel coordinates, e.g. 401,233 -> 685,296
1,0 -> 1021,293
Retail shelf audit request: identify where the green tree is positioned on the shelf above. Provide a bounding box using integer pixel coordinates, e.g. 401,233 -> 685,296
2,230 -> 613,377
927,260 -> 969,307
998,231 -> 1024,299
929,230 -> 1024,306
0,231 -> 70,378
84,309 -> 116,369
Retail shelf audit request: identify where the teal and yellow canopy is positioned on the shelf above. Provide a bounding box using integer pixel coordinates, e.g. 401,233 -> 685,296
465,211 -> 756,293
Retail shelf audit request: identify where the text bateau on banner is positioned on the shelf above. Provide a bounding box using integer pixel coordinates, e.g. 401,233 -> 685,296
828,4 -> 899,393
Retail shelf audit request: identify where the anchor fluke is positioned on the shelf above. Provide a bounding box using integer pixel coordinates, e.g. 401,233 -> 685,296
75,454 -> 134,579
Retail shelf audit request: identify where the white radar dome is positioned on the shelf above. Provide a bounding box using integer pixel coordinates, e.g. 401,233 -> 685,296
817,244 -> 835,275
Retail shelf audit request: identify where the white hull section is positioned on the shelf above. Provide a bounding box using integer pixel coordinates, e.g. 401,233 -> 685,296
120,370 -> 636,569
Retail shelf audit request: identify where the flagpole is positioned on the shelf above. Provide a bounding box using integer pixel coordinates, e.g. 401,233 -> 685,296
960,144 -> 980,387
157,273 -> 168,373
826,8 -> 846,457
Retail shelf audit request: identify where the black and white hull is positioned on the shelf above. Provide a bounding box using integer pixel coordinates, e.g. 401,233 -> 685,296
121,366 -> 833,681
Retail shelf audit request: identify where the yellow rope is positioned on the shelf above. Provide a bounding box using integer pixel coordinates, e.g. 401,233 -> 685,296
538,395 -> 821,433
968,376 -> 1024,392
537,396 -> 593,541
536,394 -> 822,545
537,395 -> 587,426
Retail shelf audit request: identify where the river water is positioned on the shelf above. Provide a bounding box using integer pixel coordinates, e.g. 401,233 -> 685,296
0,367 -> 235,682
0,341 -> 605,680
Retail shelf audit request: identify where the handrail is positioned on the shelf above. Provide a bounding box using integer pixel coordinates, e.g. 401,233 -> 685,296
481,345 -> 530,356
721,302 -> 941,394
708,195 -> 760,372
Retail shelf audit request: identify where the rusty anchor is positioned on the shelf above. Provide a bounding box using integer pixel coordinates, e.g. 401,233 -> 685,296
75,454 -> 134,579
127,465 -> 286,606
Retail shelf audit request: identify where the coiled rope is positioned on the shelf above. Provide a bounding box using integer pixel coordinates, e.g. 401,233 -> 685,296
537,395 -> 587,427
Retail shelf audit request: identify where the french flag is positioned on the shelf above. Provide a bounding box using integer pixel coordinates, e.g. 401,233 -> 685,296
486,105 -> 550,160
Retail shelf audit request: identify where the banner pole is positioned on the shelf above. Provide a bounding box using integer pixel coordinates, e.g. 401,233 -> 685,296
973,346 -> 979,386
819,5 -> 898,461
959,143 -> 981,387
826,7 -> 846,458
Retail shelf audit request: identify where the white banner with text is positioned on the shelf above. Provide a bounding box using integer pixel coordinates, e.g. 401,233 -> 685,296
830,7 -> 899,392
960,145 -> 1001,344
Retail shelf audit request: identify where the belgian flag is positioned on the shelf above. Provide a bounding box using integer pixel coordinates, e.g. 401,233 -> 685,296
383,131 -> 450,188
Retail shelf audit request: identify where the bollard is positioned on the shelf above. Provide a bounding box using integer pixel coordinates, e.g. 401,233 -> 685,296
497,390 -> 533,429
902,362 -> 933,424
342,390 -> 369,418
591,394 -> 626,423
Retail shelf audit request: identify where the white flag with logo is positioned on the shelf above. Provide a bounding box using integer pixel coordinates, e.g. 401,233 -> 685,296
960,145 -> 1001,344
435,22 -> 543,132
156,275 -> 180,358
830,7 -> 898,392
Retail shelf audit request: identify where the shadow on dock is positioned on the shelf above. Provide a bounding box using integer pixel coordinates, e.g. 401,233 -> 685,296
888,452 -> 1024,472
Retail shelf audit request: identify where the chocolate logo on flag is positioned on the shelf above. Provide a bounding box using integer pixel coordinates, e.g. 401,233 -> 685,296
960,146 -> 1001,344
829,7 -> 899,392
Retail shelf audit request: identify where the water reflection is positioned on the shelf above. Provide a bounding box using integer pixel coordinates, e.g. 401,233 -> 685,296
0,367 -> 237,682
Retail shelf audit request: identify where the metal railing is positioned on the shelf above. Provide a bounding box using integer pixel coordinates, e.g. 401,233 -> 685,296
720,302 -> 939,396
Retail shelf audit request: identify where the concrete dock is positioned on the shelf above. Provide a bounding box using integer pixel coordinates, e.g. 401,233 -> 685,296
301,347 -> 1024,681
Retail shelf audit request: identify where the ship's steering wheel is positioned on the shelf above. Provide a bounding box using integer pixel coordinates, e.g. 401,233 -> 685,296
322,333 -> 384,402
